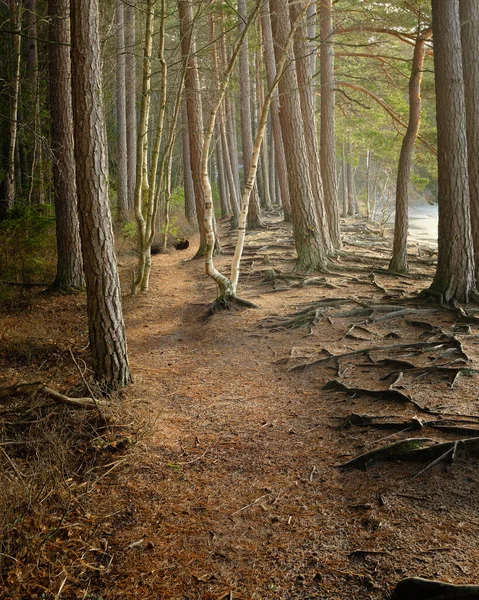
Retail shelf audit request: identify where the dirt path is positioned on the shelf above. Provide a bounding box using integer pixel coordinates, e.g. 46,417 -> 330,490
89,226 -> 479,599
2,221 -> 479,599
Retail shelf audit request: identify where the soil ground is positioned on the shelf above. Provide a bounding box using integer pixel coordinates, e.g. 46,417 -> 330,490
1,216 -> 479,599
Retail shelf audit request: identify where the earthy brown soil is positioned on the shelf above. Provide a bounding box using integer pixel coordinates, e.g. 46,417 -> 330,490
1,217 -> 479,599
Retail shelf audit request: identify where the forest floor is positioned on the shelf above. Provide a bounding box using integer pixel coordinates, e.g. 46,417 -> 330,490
1,215 -> 479,599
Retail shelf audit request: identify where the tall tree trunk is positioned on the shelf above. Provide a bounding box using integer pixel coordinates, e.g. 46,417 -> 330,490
260,0 -> 291,221
319,0 -> 341,249
49,0 -> 84,290
347,140 -> 354,216
428,0 -> 477,303
460,0 -> 479,282
256,19 -> 272,211
5,0 -> 22,210
291,0 -> 332,255
179,0 -> 209,256
341,142 -> 348,217
238,0 -> 263,229
116,0 -> 129,222
181,100 -> 197,227
270,0 -> 329,271
389,27 -> 431,273
124,0 -> 137,214
71,0 -> 131,388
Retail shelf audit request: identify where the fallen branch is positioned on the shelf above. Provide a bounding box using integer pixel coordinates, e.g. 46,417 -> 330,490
392,577 -> 479,600
0,382 -> 99,409
336,438 -> 432,470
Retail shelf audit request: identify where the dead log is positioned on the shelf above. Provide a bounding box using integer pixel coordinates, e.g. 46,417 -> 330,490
392,577 -> 479,600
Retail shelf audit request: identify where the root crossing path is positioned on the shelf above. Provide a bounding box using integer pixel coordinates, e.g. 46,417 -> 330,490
95,225 -> 479,599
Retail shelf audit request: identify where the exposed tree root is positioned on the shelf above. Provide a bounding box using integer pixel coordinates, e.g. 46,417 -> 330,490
290,337 -> 465,373
323,379 -> 428,413
392,577 -> 479,600
202,294 -> 259,321
334,413 -> 479,437
337,435 -> 479,471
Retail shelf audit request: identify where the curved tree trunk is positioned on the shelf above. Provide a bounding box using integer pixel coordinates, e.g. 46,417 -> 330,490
49,0 -> 84,291
71,0 -> 131,389
319,0 -> 341,249
428,0 -> 477,303
238,0 -> 263,229
460,0 -> 479,282
270,0 -> 329,272
389,27 -> 431,273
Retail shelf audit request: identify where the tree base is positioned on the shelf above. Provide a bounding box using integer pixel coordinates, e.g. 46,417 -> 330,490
202,294 -> 258,321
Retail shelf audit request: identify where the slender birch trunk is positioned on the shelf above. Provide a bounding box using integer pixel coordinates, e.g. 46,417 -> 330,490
181,101 -> 197,227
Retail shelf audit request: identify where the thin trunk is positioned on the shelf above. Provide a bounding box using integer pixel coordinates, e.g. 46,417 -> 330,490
179,0 -> 209,257
181,100 -> 197,227
260,0 -> 291,220
389,27 -> 431,273
341,142 -> 348,218
256,20 -> 272,211
347,141 -> 354,216
460,0 -> 479,282
366,149 -> 371,219
124,0 -> 137,215
238,0 -> 263,229
319,0 -> 341,248
116,0 -> 129,222
428,0 -> 477,303
49,0 -> 84,290
71,0 -> 131,389
216,127 -> 231,218
5,0 -> 22,210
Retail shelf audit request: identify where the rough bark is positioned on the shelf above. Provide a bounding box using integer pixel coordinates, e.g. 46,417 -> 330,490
124,0 -> 137,214
71,0 -> 131,389
48,0 -> 84,290
238,0 -> 263,229
256,20 -> 272,211
460,0 -> 479,282
116,0 -> 129,222
347,140 -> 355,215
428,0 -> 477,303
291,0 -> 332,255
319,0 -> 341,249
270,0 -> 329,272
260,1 -> 292,220
389,27 -> 431,273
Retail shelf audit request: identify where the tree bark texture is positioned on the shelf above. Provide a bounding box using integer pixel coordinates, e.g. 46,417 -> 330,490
270,0 -> 329,272
460,0 -> 479,281
429,0 -> 476,303
238,0 -> 263,229
260,1 -> 292,220
319,0 -> 341,249
48,0 -> 84,290
389,27 -> 431,273
71,0 -> 131,388
291,0 -> 332,255
116,0 -> 129,221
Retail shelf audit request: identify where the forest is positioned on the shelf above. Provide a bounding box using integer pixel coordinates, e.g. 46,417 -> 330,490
1,0 -> 479,598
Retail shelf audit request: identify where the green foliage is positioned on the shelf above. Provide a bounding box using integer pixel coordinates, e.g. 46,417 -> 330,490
160,215 -> 181,241
170,187 -> 185,209
121,220 -> 137,240
0,205 -> 56,284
